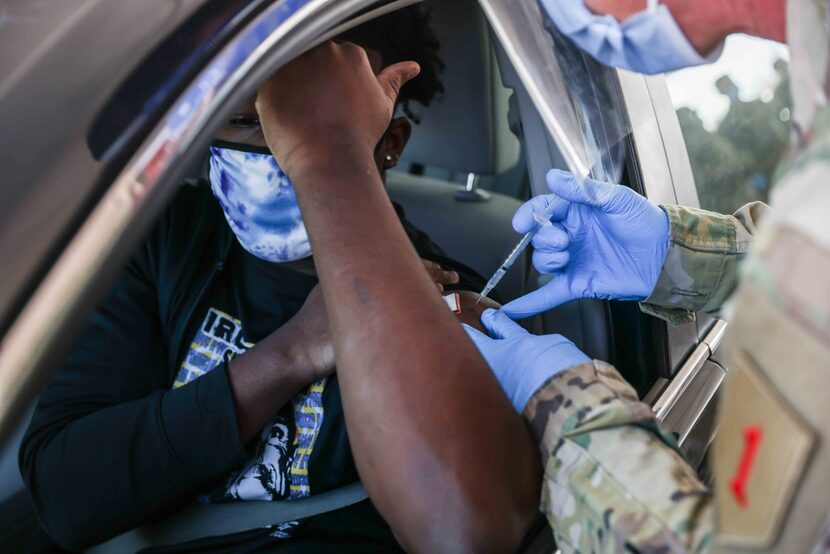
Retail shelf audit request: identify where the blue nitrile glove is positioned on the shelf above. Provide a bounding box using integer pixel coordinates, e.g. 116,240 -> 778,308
502,169 -> 670,320
464,309 -> 591,413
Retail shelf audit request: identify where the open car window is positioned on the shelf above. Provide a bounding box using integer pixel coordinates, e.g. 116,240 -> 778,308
666,35 -> 792,214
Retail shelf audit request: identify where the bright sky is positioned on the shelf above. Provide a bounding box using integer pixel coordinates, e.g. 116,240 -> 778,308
665,34 -> 790,131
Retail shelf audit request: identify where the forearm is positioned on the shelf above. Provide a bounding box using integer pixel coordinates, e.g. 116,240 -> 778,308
228,326 -> 323,442
641,201 -> 770,325
293,151 -> 540,551
20,367 -> 247,550
524,361 -> 713,553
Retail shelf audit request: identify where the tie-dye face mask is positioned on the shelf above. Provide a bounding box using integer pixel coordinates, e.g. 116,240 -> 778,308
209,144 -> 312,263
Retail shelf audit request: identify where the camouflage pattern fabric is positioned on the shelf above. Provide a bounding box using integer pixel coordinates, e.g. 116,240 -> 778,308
639,202 -> 770,326
522,2 -> 830,551
524,362 -> 713,553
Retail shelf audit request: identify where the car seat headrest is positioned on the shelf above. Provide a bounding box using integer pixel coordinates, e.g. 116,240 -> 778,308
400,0 -> 520,176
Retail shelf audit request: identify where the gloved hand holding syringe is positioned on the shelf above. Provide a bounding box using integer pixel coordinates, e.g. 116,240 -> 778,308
480,169 -> 671,317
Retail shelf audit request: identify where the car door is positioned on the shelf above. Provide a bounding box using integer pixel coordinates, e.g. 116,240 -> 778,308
0,0 -> 285,442
0,1 -> 613,552
618,70 -> 729,471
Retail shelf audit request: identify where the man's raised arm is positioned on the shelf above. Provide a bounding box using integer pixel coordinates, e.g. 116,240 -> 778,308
256,42 -> 541,553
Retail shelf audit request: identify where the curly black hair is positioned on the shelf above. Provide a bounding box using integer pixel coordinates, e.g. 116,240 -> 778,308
339,5 -> 445,121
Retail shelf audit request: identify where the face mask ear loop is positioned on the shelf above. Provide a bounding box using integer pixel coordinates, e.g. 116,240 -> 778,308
647,0 -> 658,13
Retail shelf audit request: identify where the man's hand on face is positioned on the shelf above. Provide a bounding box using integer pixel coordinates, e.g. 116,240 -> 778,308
255,41 -> 420,180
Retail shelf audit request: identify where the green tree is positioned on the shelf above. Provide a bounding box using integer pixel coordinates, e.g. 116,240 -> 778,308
676,59 -> 793,214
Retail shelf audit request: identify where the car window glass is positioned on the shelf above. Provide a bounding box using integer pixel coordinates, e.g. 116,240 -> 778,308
556,40 -> 628,185
666,35 -> 792,214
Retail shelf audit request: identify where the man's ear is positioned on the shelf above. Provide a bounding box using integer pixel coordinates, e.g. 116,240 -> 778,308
382,117 -> 412,170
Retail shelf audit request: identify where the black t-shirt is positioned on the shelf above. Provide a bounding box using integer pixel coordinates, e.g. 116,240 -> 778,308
21,183 -> 488,552
176,245 -> 395,552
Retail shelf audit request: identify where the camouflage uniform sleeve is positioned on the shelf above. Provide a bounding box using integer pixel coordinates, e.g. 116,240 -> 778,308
640,202 -> 771,325
524,361 -> 714,553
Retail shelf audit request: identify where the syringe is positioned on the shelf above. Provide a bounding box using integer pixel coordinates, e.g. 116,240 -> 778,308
479,197 -> 562,301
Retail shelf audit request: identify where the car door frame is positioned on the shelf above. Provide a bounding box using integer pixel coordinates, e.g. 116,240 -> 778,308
617,70 -> 728,469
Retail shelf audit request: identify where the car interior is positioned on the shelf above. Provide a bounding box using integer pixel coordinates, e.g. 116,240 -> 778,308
0,0 -> 711,551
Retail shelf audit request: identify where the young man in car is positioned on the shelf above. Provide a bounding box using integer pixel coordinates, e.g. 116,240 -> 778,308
20,7 -> 541,552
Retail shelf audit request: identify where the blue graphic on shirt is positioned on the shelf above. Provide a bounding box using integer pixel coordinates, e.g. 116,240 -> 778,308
290,381 -> 326,498
174,308 -> 253,387
175,308 -> 326,511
